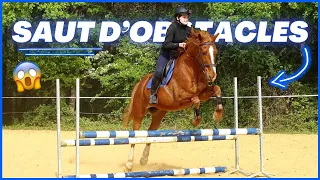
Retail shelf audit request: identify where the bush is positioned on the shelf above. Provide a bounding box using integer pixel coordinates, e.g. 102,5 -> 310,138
22,101 -> 75,128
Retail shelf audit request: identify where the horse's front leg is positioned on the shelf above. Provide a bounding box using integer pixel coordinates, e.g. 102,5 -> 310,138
199,85 -> 224,123
191,96 -> 201,127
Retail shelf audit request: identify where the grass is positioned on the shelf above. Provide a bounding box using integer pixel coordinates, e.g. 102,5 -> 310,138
4,97 -> 317,134
2,118 -> 318,135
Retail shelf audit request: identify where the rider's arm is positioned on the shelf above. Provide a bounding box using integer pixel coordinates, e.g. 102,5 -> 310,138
162,24 -> 179,49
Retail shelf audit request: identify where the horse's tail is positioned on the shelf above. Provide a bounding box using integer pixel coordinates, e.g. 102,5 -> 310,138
123,81 -> 140,128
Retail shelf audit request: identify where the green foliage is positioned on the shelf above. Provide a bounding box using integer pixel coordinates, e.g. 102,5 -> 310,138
2,3 -> 37,28
87,36 -> 161,96
37,3 -> 85,20
207,3 -> 281,23
21,101 -> 75,127
26,56 -> 91,85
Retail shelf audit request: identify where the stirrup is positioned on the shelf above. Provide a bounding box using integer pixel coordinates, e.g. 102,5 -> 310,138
149,94 -> 158,104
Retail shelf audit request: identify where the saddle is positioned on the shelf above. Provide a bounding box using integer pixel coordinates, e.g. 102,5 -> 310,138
161,58 -> 174,83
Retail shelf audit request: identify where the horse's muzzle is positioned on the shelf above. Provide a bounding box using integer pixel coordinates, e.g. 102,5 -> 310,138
204,68 -> 216,83
207,74 -> 216,83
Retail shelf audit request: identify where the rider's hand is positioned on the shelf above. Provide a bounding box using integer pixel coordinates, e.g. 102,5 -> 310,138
179,43 -> 186,48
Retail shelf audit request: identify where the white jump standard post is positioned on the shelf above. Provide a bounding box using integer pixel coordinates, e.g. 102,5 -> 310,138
226,77 -> 251,176
248,76 -> 273,178
56,79 -> 62,178
56,78 -> 81,178
76,78 -> 80,177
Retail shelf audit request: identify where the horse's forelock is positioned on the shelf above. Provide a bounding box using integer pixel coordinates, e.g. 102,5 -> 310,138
199,31 -> 212,43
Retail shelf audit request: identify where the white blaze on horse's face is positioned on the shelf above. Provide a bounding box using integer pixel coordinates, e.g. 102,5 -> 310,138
209,46 -> 217,81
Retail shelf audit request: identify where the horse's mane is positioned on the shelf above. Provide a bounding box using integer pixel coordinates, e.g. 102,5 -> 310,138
177,27 -> 211,56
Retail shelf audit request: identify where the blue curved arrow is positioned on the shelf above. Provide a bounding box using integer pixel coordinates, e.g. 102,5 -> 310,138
269,46 -> 312,90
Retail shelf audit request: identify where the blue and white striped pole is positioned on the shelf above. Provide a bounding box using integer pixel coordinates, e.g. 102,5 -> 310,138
62,166 -> 227,178
62,135 -> 237,147
80,128 -> 259,139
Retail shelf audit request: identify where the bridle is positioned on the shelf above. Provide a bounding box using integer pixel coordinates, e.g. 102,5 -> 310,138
196,41 -> 217,71
184,40 -> 217,74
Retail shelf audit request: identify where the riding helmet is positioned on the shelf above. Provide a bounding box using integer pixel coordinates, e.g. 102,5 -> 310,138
174,6 -> 192,17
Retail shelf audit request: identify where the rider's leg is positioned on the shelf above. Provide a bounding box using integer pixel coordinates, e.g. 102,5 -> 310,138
149,76 -> 161,104
149,54 -> 169,104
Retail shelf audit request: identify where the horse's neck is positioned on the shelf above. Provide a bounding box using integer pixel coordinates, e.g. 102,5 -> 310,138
176,53 -> 202,78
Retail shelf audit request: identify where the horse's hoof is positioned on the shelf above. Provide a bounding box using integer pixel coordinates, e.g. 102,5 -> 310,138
213,111 -> 223,123
125,161 -> 133,171
192,117 -> 201,127
139,157 -> 148,166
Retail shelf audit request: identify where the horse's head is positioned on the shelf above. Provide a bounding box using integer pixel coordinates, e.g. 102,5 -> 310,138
185,28 -> 220,82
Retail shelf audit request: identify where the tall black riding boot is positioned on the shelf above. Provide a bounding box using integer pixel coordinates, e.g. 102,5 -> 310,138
149,76 -> 161,104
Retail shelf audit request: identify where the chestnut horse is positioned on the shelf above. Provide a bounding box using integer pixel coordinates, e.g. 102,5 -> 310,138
122,27 -> 223,171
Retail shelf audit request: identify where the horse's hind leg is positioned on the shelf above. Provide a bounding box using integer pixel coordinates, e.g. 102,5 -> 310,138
125,120 -> 140,171
140,109 -> 167,166
125,111 -> 147,171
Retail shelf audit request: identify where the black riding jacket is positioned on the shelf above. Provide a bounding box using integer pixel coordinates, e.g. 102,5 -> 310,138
160,21 -> 191,59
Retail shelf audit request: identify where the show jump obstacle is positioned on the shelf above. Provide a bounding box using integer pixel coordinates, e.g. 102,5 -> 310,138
56,76 -> 273,178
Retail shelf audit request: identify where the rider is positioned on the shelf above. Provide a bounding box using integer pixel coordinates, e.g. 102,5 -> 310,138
149,5 -> 192,104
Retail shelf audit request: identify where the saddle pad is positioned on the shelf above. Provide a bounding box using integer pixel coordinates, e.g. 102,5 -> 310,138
147,60 -> 175,89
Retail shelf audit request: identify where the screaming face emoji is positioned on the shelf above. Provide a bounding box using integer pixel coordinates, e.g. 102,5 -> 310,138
13,61 -> 41,92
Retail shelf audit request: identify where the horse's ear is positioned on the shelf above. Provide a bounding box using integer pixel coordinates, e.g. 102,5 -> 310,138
211,33 -> 220,42
185,41 -> 199,57
198,31 -> 206,42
